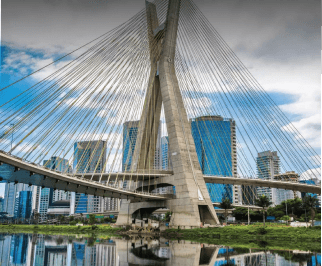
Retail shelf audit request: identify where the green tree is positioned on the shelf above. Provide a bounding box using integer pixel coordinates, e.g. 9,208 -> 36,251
33,212 -> 40,224
89,214 -> 97,225
220,198 -> 232,224
55,237 -> 64,245
232,207 -> 247,220
255,195 -> 271,226
59,215 -> 65,224
280,215 -> 291,225
163,211 -> 172,222
267,207 -> 284,220
302,195 -> 319,226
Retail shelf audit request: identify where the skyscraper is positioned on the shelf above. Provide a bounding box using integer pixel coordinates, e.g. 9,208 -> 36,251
122,121 -> 139,171
14,191 -> 32,219
274,171 -> 301,205
256,150 -> 280,205
3,182 -> 33,217
39,156 -> 71,221
1,163 -> 34,217
0,197 -> 4,212
191,115 -> 236,203
122,120 -> 162,171
161,136 -> 171,170
241,184 -> 257,205
73,141 -> 106,214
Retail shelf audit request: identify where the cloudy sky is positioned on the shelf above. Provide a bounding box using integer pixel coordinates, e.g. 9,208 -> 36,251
1,0 -> 320,196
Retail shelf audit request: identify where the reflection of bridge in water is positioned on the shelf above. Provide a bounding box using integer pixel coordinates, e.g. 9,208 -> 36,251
115,238 -> 266,266
0,234 -> 320,265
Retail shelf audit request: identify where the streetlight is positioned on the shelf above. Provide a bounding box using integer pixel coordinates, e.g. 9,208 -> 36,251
10,123 -> 14,153
283,190 -> 288,216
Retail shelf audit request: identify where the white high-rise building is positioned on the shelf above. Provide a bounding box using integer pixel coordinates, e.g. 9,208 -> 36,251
256,150 -> 280,205
274,171 -> 301,205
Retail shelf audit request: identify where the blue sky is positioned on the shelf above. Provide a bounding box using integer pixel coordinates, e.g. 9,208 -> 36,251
0,0 -> 320,196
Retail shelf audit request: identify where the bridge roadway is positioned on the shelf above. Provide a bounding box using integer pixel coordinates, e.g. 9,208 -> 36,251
0,151 -> 320,201
0,151 -> 168,201
203,175 -> 321,194
72,204 -> 267,218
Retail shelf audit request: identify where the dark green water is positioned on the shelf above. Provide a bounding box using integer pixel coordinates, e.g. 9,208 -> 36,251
0,233 -> 320,265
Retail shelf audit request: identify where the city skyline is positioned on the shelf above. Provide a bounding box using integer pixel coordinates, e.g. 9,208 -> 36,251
1,1 -> 319,200
0,0 -> 320,230
0,0 -> 320,260
2,0 -> 319,148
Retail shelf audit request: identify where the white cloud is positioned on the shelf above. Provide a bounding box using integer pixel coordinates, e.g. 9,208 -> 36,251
282,113 -> 321,148
2,0 -> 146,55
300,167 -> 321,181
183,96 -> 212,118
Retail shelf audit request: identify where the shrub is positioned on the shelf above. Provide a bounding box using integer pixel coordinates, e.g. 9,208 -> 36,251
257,227 -> 268,235
69,221 -> 77,226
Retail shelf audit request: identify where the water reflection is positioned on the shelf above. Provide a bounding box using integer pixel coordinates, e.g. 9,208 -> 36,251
0,234 -> 320,266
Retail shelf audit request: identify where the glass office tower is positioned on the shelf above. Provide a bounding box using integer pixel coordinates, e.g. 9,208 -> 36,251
161,136 -> 171,170
14,191 -> 32,219
39,156 -> 71,221
122,120 -> 162,171
191,115 -> 236,203
122,121 -> 139,171
73,141 -> 106,214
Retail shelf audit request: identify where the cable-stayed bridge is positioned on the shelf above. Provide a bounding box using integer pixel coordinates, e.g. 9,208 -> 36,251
0,0 -> 320,227
0,151 -> 319,200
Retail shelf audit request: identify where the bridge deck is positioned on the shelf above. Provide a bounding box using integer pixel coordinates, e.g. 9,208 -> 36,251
0,152 -> 168,200
0,151 -> 320,198
204,175 -> 320,194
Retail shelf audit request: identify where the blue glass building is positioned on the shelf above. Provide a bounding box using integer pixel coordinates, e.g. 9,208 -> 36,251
122,121 -> 162,171
39,157 -> 71,221
191,115 -> 236,203
10,234 -> 28,264
122,121 -> 139,171
300,179 -> 320,208
161,136 -> 170,170
0,197 -> 4,212
14,191 -> 32,219
73,141 -> 106,213
1,164 -> 33,217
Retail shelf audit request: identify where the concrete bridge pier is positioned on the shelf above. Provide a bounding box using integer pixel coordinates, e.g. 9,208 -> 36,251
115,199 -> 166,226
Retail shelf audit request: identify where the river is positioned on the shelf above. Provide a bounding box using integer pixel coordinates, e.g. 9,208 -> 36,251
0,233 -> 320,265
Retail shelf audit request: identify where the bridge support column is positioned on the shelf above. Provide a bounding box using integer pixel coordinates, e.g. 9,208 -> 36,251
115,199 -> 166,226
157,0 -> 219,227
116,0 -> 220,228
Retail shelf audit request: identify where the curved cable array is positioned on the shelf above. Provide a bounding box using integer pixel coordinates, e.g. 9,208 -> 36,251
0,0 -> 320,205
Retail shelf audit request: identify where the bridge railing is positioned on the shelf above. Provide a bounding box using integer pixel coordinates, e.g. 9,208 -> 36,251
0,150 -> 172,199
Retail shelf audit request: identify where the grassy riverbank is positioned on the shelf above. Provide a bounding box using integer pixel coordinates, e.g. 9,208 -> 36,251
0,224 -> 122,236
162,225 -> 321,251
163,224 -> 321,241
0,224 -> 320,252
